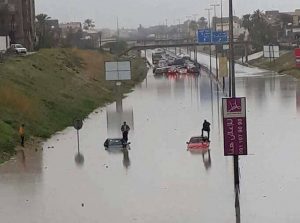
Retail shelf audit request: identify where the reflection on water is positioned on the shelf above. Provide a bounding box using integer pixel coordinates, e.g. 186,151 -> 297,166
297,81 -> 300,113
122,148 -> 131,170
202,150 -> 212,171
174,76 -> 185,99
0,146 -> 43,174
238,74 -> 298,114
16,149 -> 26,169
106,84 -> 135,138
74,152 -> 85,166
106,91 -> 134,138
3,66 -> 300,222
244,77 -> 266,108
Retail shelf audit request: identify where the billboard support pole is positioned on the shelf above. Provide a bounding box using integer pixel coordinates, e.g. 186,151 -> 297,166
229,0 -> 240,222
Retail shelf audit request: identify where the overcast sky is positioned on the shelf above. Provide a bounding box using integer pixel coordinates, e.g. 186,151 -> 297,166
36,0 -> 300,29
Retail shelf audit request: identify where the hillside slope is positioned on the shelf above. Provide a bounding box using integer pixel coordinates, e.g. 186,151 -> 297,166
0,48 -> 147,162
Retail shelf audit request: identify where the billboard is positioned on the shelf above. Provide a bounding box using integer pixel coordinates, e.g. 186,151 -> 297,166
263,45 -> 279,58
105,61 -> 131,81
197,30 -> 228,44
212,31 -> 228,44
223,97 -> 248,156
295,48 -> 300,68
197,29 -> 212,43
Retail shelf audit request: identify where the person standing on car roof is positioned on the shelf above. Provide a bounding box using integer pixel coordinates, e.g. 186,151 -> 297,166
201,120 -> 211,141
121,122 -> 130,143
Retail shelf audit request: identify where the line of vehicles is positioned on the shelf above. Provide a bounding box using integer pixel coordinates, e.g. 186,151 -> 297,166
152,48 -> 201,76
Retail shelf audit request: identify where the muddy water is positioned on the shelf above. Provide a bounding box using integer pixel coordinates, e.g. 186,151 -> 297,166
0,66 -> 300,222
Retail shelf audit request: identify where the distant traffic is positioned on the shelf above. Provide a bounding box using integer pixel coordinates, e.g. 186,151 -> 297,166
152,48 -> 201,77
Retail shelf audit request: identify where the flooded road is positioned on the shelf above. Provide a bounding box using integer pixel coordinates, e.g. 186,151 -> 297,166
1,62 -> 300,222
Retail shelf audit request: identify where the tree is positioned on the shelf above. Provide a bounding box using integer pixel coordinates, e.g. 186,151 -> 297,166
36,13 -> 51,48
83,19 -> 95,30
241,10 -> 276,50
198,17 -> 208,29
189,21 -> 198,37
242,14 -> 252,31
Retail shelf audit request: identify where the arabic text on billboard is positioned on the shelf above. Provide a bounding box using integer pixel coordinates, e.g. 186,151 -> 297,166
223,97 -> 248,156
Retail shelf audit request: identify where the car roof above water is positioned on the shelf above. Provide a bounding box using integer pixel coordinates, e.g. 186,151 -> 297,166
107,138 -> 123,145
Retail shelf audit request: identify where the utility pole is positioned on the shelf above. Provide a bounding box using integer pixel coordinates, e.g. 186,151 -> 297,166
165,19 -> 168,39
211,3 -> 220,80
117,16 -> 120,41
220,0 -> 226,90
210,4 -> 220,30
178,19 -> 181,53
220,0 -> 224,32
229,0 -> 240,222
205,8 -> 212,74
186,16 -> 192,40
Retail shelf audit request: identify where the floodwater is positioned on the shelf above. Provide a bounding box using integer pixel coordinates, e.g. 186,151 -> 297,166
1,59 -> 300,222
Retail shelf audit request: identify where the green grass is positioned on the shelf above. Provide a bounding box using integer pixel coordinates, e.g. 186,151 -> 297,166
249,51 -> 300,77
0,48 -> 147,163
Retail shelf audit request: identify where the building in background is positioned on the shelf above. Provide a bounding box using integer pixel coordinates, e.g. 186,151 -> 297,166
212,16 -> 248,39
0,0 -> 35,50
59,22 -> 82,38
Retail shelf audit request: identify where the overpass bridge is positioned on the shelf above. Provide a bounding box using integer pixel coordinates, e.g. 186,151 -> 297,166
100,37 -> 250,59
119,39 -> 251,57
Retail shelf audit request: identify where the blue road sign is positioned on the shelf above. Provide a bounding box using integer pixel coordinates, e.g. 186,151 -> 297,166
197,29 -> 228,44
197,29 -> 212,43
212,31 -> 228,43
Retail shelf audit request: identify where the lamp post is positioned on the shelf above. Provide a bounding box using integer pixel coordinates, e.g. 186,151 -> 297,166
220,0 -> 226,90
229,0 -> 240,222
211,3 -> 220,80
220,0 -> 224,32
210,4 -> 220,30
205,8 -> 212,74
177,18 -> 181,53
186,16 -> 192,39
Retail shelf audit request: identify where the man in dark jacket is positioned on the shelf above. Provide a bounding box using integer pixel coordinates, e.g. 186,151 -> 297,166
121,122 -> 130,142
201,120 -> 211,141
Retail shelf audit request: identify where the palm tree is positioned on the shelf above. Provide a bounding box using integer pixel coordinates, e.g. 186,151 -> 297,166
36,14 -> 51,47
198,17 -> 208,29
242,14 -> 252,31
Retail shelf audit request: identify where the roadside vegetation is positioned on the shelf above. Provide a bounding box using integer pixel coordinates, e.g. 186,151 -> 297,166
0,48 -> 147,163
249,51 -> 300,77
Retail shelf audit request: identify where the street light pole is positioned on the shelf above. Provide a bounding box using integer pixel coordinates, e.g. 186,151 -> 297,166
117,16 -> 120,41
210,4 -> 220,30
211,4 -> 220,80
178,19 -> 181,53
205,8 -> 212,74
229,1 -> 236,97
229,0 -> 240,221
220,0 -> 223,32
220,0 -> 226,90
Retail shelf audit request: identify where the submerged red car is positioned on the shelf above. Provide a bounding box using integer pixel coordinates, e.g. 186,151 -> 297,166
186,136 -> 210,150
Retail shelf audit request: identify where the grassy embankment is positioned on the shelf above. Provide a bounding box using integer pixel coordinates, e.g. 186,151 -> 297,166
0,48 -> 147,163
249,51 -> 300,77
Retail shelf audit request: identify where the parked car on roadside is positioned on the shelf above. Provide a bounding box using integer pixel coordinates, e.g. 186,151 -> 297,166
6,44 -> 27,55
